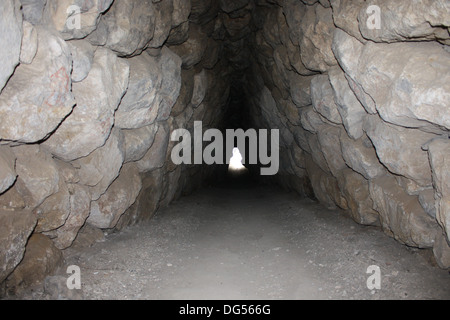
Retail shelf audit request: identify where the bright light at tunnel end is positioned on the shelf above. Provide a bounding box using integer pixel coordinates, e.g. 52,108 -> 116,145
229,147 -> 246,171
170,121 -> 280,176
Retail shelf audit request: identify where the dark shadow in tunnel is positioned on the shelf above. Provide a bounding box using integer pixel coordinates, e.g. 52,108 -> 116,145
210,80 -> 278,190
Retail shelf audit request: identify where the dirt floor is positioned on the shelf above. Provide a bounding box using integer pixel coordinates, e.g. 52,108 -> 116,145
10,173 -> 450,300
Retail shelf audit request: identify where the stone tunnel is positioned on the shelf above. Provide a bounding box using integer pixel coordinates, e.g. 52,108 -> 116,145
0,0 -> 449,299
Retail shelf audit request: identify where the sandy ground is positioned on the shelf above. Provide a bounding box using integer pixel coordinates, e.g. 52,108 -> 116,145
11,173 -> 450,300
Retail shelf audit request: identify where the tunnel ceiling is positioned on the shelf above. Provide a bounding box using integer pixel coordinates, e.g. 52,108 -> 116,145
0,0 -> 450,294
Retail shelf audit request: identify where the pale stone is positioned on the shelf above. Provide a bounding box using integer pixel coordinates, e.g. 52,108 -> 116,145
364,115 -> 435,187
0,0 -> 22,92
133,168 -> 164,222
395,176 -> 430,196
5,233 -> 63,292
45,0 -> 114,40
116,47 -> 181,128
74,129 -> 125,201
0,185 -> 25,210
0,209 -> 37,284
299,4 -> 337,72
354,41 -> 450,131
147,0 -> 174,49
92,0 -> 156,56
136,123 -> 170,173
328,66 -> 367,140
418,189 -> 437,219
300,106 -> 326,134
288,123 -> 312,155
172,0 -> 192,27
331,29 -> 377,114
280,99 -> 301,126
115,53 -> 162,129
67,39 -> 95,83
0,146 -> 16,195
123,123 -> 159,163
48,184 -> 91,250
339,132 -> 386,180
307,133 -> 331,175
329,0 -> 367,42
316,124 -> 347,178
13,145 -> 60,209
339,168 -> 379,226
426,137 -> 450,242
290,142 -> 306,170
369,175 -> 439,248
54,159 -> 79,184
33,177 -> 71,233
310,74 -> 342,124
156,47 -> 183,121
358,0 -> 450,43
20,0 -> 46,25
333,29 -> 450,131
43,48 -> 129,161
88,163 -> 142,229
0,28 -> 75,143
433,231 -> 450,269
20,21 -> 38,65
69,223 -> 104,250
305,154 -> 347,210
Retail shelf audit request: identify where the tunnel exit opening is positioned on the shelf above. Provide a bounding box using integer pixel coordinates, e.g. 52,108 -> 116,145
228,147 -> 246,172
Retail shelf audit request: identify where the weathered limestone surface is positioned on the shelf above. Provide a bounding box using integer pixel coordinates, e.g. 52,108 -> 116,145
426,138 -> 450,243
0,0 -> 22,92
74,129 -> 125,201
5,233 -> 63,293
44,0 -> 114,40
0,146 -> 16,195
369,175 -> 438,248
13,145 -> 60,209
364,115 -> 436,187
0,209 -> 36,284
87,164 -> 142,229
0,28 -> 75,143
43,48 -> 129,161
87,0 -> 156,56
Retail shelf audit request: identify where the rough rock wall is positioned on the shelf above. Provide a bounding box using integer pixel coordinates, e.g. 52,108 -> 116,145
245,0 -> 450,268
0,0 -> 232,293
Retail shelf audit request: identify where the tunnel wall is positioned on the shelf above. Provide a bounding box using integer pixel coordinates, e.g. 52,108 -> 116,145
0,0 -> 449,294
0,0 -> 233,292
244,0 -> 450,268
